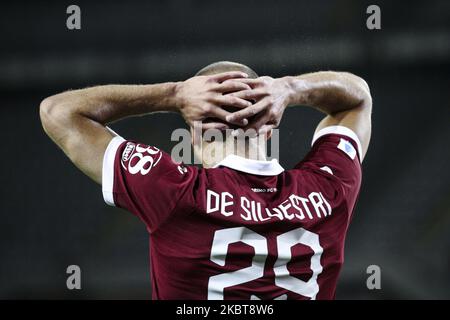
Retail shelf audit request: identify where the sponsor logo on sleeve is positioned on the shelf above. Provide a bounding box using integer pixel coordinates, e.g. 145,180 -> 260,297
337,138 -> 356,160
120,143 -> 162,175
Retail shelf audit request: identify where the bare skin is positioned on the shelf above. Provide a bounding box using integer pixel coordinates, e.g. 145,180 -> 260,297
40,71 -> 251,183
40,70 -> 371,187
226,72 -> 372,159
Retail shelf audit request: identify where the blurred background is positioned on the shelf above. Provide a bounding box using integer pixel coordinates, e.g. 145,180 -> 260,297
0,0 -> 449,299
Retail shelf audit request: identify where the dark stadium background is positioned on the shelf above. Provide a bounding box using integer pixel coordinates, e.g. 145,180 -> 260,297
0,0 -> 449,299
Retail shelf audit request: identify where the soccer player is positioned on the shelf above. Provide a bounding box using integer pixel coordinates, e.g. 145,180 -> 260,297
40,61 -> 371,300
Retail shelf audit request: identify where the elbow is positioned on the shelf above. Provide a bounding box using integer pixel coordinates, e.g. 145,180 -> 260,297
39,97 -> 57,132
39,97 -> 56,119
359,78 -> 372,110
39,95 -> 69,136
357,76 -> 372,101
344,72 -> 372,110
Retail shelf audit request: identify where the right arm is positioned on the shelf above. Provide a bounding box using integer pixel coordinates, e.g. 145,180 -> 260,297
284,71 -> 372,160
226,71 -> 372,160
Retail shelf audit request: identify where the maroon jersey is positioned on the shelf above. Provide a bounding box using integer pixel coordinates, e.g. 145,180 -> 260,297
102,125 -> 362,300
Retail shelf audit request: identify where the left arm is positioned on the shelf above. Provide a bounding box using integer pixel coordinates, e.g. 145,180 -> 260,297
40,72 -> 251,184
40,83 -> 180,184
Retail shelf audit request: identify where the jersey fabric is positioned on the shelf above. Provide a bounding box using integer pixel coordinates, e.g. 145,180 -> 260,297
102,125 -> 362,300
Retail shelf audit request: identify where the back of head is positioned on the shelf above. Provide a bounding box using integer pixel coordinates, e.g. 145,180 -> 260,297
196,61 -> 259,128
195,61 -> 258,79
192,61 -> 265,167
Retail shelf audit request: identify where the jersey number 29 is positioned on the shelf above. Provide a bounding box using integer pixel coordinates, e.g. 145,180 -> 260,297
208,227 -> 323,300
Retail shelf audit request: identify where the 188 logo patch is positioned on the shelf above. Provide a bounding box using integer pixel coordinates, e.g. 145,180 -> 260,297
121,143 -> 162,175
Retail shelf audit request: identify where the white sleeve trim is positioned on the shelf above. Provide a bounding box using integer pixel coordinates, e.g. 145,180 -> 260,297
102,136 -> 126,206
311,125 -> 363,162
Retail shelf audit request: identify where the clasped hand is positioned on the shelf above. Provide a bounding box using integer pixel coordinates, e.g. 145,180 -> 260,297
176,71 -> 291,135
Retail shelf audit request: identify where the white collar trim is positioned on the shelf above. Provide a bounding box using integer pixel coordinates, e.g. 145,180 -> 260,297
213,154 -> 284,176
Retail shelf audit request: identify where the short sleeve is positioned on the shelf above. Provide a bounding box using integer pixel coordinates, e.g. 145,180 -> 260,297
102,136 -> 197,233
295,126 -> 363,209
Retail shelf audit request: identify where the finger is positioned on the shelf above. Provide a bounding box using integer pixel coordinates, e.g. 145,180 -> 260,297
210,71 -> 248,83
214,95 -> 253,110
208,106 -> 248,126
234,124 -> 273,137
227,89 -> 268,100
230,127 -> 258,138
243,111 -> 272,133
226,99 -> 268,123
216,80 -> 252,93
230,78 -> 265,88
201,121 -> 230,130
256,124 -> 275,136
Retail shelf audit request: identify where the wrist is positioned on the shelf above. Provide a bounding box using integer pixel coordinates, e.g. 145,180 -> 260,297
143,82 -> 183,113
280,76 -> 296,107
282,76 -> 309,107
171,81 -> 185,113
135,83 -> 181,113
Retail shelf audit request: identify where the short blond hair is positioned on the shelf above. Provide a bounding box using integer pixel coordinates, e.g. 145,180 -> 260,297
196,61 -> 258,78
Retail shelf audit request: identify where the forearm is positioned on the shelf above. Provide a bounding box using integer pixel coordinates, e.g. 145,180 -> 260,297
284,71 -> 371,114
39,83 -> 180,183
40,83 -> 179,127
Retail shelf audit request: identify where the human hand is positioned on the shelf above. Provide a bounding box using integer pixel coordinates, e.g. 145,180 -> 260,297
225,76 -> 291,134
175,72 -> 253,129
